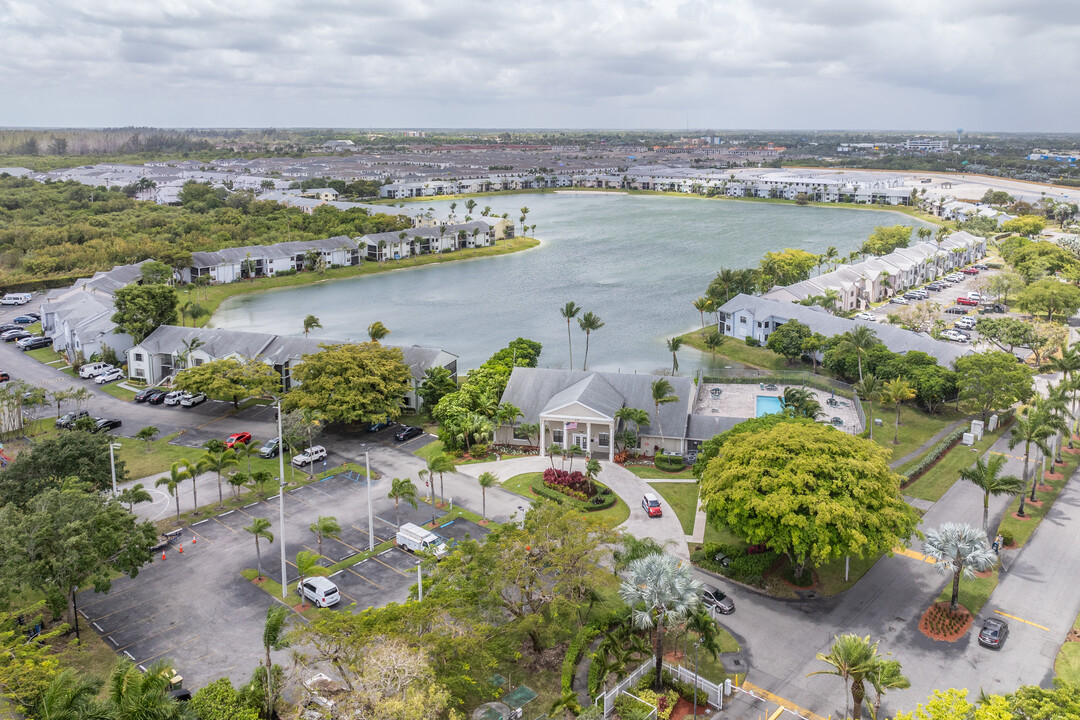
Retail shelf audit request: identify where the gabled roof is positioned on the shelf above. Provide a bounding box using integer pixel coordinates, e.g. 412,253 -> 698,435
542,374 -> 624,419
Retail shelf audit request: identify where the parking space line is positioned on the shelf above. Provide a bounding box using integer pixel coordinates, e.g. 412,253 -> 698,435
370,555 -> 410,577
78,585 -> 138,612
346,566 -> 385,590
210,516 -> 239,534
197,410 -> 232,429
187,525 -> 214,544
286,493 -> 316,509
98,612 -> 163,636
133,635 -> 202,666
989,451 -> 1026,461
351,524 -> 389,545
740,681 -> 828,720
994,610 -> 1050,631
117,622 -> 184,652
84,601 -> 150,624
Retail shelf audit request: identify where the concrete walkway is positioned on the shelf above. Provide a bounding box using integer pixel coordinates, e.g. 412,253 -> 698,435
889,417 -> 970,469
456,457 -> 690,560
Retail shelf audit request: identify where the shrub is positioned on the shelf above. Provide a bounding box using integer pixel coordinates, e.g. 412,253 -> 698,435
637,670 -> 709,705
690,542 -> 779,586
469,443 -> 490,458
613,450 -> 630,463
562,611 -> 624,695
272,268 -> 297,277
1000,529 -> 1014,546
744,336 -> 760,347
654,453 -> 686,472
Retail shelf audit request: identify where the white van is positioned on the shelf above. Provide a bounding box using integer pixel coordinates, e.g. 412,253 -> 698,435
396,522 -> 448,558
1,293 -> 32,306
79,362 -> 113,379
297,576 -> 340,607
967,292 -> 982,301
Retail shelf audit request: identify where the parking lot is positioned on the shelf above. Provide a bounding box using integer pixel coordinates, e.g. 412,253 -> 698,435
78,470 -> 488,688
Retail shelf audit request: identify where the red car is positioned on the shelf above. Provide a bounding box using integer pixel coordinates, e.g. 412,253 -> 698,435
961,268 -> 979,275
642,493 -> 663,517
226,432 -> 252,448
956,297 -> 979,306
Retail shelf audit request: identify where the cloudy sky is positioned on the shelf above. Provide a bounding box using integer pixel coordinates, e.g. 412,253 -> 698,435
3,0 -> 1078,131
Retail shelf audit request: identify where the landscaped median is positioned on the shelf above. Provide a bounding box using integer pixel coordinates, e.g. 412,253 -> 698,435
995,442 -> 1080,549
501,472 -> 629,528
900,420 -> 1011,504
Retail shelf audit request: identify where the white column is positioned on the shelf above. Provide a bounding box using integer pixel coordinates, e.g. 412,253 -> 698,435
585,422 -> 591,455
539,420 -> 546,458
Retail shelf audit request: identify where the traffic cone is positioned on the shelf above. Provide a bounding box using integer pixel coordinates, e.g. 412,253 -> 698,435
162,551 -> 166,560
178,544 -> 183,554
191,536 -> 196,544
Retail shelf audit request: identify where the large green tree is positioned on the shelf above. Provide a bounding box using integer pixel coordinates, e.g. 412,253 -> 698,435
759,248 -> 817,286
955,351 -> 1034,421
110,284 -> 178,343
0,431 -> 129,506
861,225 -> 912,256
699,423 -> 917,576
766,319 -> 811,363
1014,278 -> 1080,321
417,366 -> 456,412
286,342 -> 412,425
174,357 -> 281,409
0,481 -> 157,627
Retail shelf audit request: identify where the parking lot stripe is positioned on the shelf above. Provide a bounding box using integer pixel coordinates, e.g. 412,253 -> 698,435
210,516 -> 239,534
79,585 -> 139,612
994,610 -> 1050,632
134,635 -> 202,666
892,546 -> 936,564
101,613 -> 163,636
351,523 -> 389,545
346,565 -> 385,590
371,555 -> 410,577
187,525 -> 214,544
117,622 -> 184,652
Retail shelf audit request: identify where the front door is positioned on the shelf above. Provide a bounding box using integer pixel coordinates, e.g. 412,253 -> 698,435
573,433 -> 588,452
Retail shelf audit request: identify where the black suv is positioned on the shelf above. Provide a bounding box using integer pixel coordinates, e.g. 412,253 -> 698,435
56,410 -> 90,429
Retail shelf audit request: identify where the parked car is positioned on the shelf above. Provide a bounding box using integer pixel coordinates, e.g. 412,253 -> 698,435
0,372 -> 9,383
179,392 -> 207,407
94,367 -> 125,384
12,315 -> 36,324
367,420 -> 393,432
79,362 -> 113,379
926,283 -> 944,291
701,585 -> 735,614
134,386 -> 159,402
967,292 -> 983,301
974,263 -> 989,270
641,493 -> 663,517
978,618 -> 1009,649
146,388 -> 170,404
226,432 -> 252,448
946,273 -> 964,282
0,324 -> 21,332
944,306 -> 968,315
961,267 -> 980,275
853,312 -> 876,321
92,418 -> 122,433
258,437 -> 281,458
394,425 -> 424,442
162,390 -> 185,406
292,445 -> 328,467
941,330 -> 969,343
889,297 -> 909,305
2,330 -> 30,342
56,409 -> 90,429
955,317 -> 976,330
297,576 -> 340,608
903,292 -> 920,300
956,297 -> 979,307
18,336 -> 52,351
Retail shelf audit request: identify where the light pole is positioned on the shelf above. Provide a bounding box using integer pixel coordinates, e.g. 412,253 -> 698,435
693,638 -> 701,719
108,442 -> 122,496
276,396 -> 288,600
365,452 -> 374,552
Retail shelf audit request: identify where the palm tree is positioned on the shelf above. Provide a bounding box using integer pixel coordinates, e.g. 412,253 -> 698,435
546,443 -> 562,469
666,337 -> 682,375
227,472 -> 248,499
233,439 -> 258,479
824,245 -> 839,270
309,515 -> 341,559
260,605 -> 290,720
560,301 -> 581,369
703,330 -> 723,358
651,378 -> 678,444
245,517 -> 273,580
578,311 -> 604,371
477,471 -> 497,520
387,477 -> 419,527
880,378 -> 915,445
618,554 -> 702,690
367,321 -> 389,343
808,634 -> 880,720
781,387 -> 822,419
302,314 -> 322,337
959,454 -> 1023,533
419,452 -> 456,506
294,550 -> 329,606
1008,405 -> 1055,517
691,297 -> 712,328
34,668 -> 107,720
199,447 -> 238,508
836,326 -> 879,382
923,522 -> 998,613
106,659 -> 189,720
866,659 -> 910,720
566,444 -> 583,473
518,421 -> 540,449
155,461 -> 193,520
49,387 -> 72,419
585,458 -> 601,494
854,374 -> 883,442
117,483 -> 152,513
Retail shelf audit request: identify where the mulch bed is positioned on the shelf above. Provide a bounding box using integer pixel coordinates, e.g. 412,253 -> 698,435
668,697 -> 697,720
252,576 -> 267,585
919,602 -> 974,642
1037,483 -> 1054,491
1068,628 -> 1080,643
1043,472 -> 1064,481
1011,511 -> 1033,520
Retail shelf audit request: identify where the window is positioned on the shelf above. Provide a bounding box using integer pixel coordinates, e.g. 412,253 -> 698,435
134,369 -> 145,378
740,316 -> 747,324
513,426 -> 529,440
133,352 -> 144,362
598,432 -> 610,448
551,429 -> 564,444
757,321 -> 762,328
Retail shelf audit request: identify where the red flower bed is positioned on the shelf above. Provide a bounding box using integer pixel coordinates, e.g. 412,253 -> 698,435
542,468 -> 596,501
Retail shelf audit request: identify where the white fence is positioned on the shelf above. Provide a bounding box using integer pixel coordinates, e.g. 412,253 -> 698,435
594,658 -> 724,717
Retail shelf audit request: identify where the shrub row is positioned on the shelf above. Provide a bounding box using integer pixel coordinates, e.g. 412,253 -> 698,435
901,427 -> 965,483
654,453 -> 686,472
636,669 -> 710,706
691,542 -> 779,587
562,611 -> 624,696
531,477 -> 616,512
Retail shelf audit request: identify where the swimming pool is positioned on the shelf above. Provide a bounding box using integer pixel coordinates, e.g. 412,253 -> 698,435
755,395 -> 784,417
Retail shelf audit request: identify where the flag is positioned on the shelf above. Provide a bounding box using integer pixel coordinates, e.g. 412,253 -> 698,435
565,421 -> 578,430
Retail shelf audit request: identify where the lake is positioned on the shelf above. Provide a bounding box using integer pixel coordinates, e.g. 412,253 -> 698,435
211,193 -> 933,373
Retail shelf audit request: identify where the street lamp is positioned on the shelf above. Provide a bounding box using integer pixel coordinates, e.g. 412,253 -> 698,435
108,442 -> 122,496
693,638 -> 701,719
275,395 -> 288,600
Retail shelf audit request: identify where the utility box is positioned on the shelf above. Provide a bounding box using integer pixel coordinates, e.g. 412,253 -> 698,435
988,414 -> 999,432
971,420 -> 985,441
962,432 -> 975,446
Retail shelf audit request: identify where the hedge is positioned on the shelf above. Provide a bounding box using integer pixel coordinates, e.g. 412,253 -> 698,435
561,611 -> 624,696
691,542 -> 779,587
900,428 -> 965,483
530,476 -> 617,513
654,453 -> 686,472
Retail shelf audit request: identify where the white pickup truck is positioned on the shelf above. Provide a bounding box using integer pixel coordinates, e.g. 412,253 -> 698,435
395,522 -> 448,558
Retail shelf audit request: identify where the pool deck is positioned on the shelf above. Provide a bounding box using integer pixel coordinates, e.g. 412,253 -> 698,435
695,382 -> 862,433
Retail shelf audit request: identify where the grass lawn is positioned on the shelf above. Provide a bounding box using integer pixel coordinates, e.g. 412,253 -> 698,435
47,621 -> 120,685
502,472 -> 629,528
813,553 -> 883,597
997,449 -> 1080,547
414,440 -> 445,462
902,426 -> 1007,503
935,569 -> 999,616
701,523 -> 747,550
679,328 -> 790,371
665,628 -> 740,684
197,236 -> 540,323
26,346 -> 66,365
647,482 -> 699,535
98,382 -> 136,402
1055,612 -> 1080,684
502,472 -> 541,497
865,402 -> 960,465
624,464 -> 697,480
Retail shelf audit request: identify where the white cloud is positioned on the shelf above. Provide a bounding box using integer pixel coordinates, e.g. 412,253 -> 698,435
1,0 -> 1078,130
